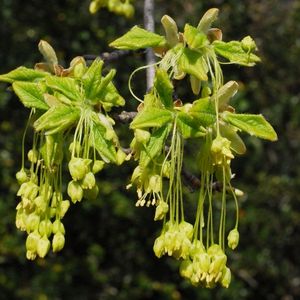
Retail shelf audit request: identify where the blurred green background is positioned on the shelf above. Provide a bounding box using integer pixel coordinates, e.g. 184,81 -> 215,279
0,0 -> 299,299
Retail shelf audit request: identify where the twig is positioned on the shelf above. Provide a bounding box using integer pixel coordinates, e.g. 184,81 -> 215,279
144,0 -> 156,89
83,50 -> 133,64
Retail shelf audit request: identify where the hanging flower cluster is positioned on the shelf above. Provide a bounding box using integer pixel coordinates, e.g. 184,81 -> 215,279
89,0 -> 134,18
111,8 -> 277,288
0,41 -> 126,259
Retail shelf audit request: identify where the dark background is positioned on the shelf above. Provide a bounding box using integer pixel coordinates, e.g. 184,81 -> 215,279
0,0 -> 299,299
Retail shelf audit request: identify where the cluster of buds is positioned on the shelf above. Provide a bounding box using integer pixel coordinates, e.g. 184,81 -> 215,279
153,221 -> 193,260
211,135 -> 234,166
89,0 -> 134,18
180,243 -> 231,288
15,143 -> 68,260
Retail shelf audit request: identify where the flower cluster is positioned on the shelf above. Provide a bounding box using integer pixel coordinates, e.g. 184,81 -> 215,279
90,0 -> 134,18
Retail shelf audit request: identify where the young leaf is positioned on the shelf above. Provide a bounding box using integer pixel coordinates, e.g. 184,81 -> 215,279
12,82 -> 49,110
222,112 -> 278,141
154,69 -> 173,108
179,48 -> 208,81
0,67 -> 47,83
109,26 -> 167,50
98,82 -> 125,110
215,81 -> 239,110
45,76 -> 81,102
130,107 -> 173,129
34,105 -> 80,134
161,15 -> 179,47
213,40 -> 260,66
176,112 -> 206,138
82,58 -> 104,100
184,24 -> 209,51
91,121 -> 117,163
197,8 -> 219,33
139,125 -> 170,168
189,97 -> 216,127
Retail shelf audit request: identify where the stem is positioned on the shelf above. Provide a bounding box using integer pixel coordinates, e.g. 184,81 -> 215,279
144,0 -> 156,89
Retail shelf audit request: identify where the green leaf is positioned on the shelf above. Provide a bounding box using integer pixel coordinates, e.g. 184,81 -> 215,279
45,76 -> 81,102
34,105 -> 80,134
154,69 -> 173,108
99,82 -> 125,110
176,112 -> 206,138
213,40 -> 260,66
222,112 -> 278,141
179,48 -> 208,81
91,121 -> 117,163
0,67 -> 48,83
109,26 -> 167,50
12,82 -> 49,110
140,125 -> 170,168
82,58 -> 104,100
189,97 -> 216,127
184,24 -> 209,50
130,107 -> 173,129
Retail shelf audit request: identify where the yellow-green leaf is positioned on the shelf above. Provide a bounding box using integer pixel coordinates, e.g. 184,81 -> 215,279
0,67 -> 47,83
222,112 -> 278,141
12,82 -> 49,110
179,48 -> 208,81
130,107 -> 173,129
213,40 -> 260,66
154,69 -> 173,108
46,76 -> 81,102
140,125 -> 170,168
91,121 -> 117,163
189,97 -> 216,127
109,26 -> 167,50
34,105 -> 80,134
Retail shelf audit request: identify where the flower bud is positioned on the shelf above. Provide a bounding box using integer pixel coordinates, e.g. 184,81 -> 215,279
154,201 -> 169,221
179,221 -> 194,240
37,235 -> 50,258
241,36 -> 257,52
39,219 -> 53,237
52,232 -> 65,252
16,169 -> 28,184
134,129 -> 150,144
38,40 -> 58,65
28,149 -> 39,163
198,252 -> 210,273
59,200 -> 70,218
52,219 -> 65,234
179,259 -> 193,279
92,160 -> 104,174
26,250 -> 37,260
221,266 -> 231,288
34,196 -> 47,213
68,157 -> 88,181
209,254 -> 227,275
67,180 -> 83,203
26,231 -> 40,252
80,172 -> 96,189
148,175 -> 161,194
26,213 -> 40,233
227,228 -> 239,250
153,235 -> 165,258
68,141 -> 81,155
